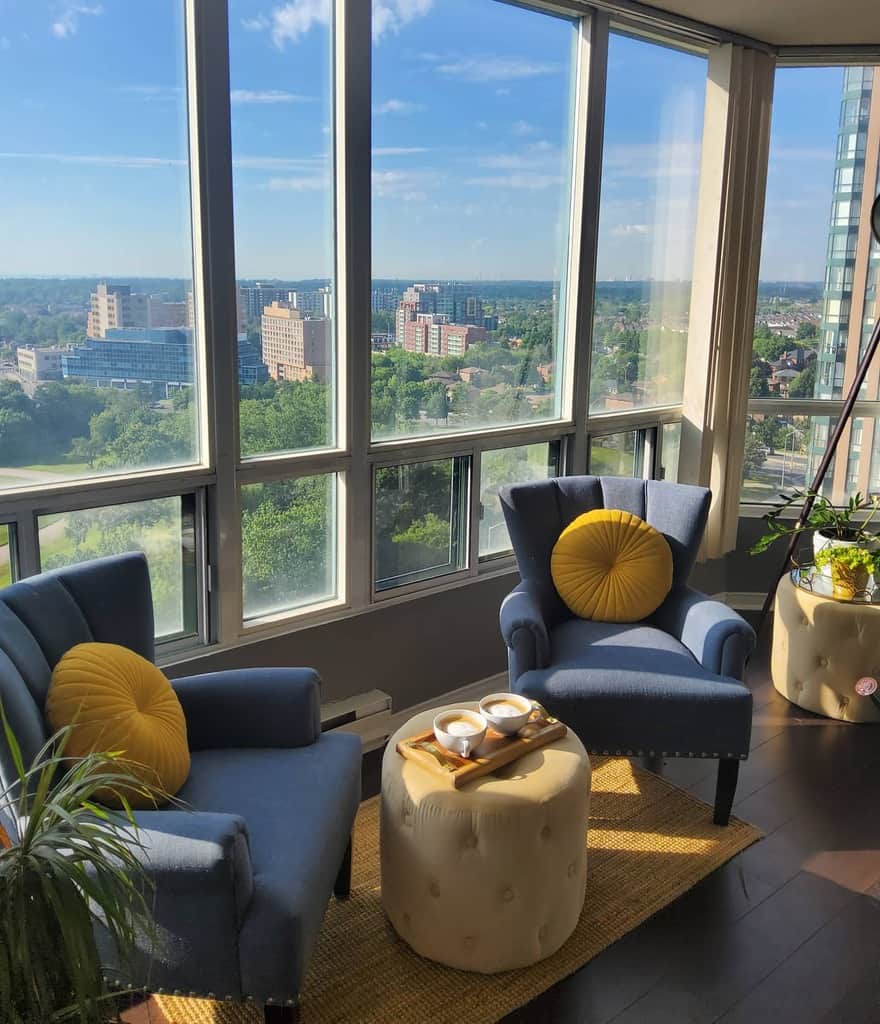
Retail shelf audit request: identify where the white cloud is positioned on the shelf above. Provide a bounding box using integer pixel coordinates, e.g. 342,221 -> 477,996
464,173 -> 562,190
234,155 -> 326,170
118,85 -> 181,102
0,37 -> 10,51
373,98 -> 425,115
266,175 -> 329,191
602,141 -> 702,181
0,151 -> 183,168
269,0 -> 330,48
512,120 -> 536,136
373,147 -> 429,156
242,14 -> 270,31
611,223 -> 651,237
424,54 -> 561,83
231,89 -> 312,104
51,3 -> 103,39
495,87 -> 511,97
372,169 -> 430,202
373,0 -> 433,42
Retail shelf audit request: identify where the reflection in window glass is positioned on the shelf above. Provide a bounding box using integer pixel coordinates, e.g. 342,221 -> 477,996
229,1 -> 336,458
371,0 -> 577,440
375,459 -> 468,591
745,65 -> 878,505
589,431 -> 642,478
0,525 -> 12,589
480,442 -> 560,558
241,475 -> 337,620
590,33 -> 706,413
0,3 -> 200,491
37,497 -> 195,639
660,422 -> 681,482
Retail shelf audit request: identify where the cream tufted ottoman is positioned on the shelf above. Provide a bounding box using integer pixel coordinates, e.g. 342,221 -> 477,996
772,572 -> 880,722
380,704 -> 591,973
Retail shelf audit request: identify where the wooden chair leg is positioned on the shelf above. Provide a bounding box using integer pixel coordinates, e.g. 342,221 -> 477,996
333,835 -> 352,899
264,1003 -> 300,1023
713,758 -> 739,826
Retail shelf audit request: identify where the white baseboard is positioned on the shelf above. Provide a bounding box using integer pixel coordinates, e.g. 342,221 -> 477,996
388,670 -> 509,735
711,591 -> 764,611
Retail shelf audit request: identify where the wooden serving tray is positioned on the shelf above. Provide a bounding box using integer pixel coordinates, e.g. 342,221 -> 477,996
396,712 -> 567,788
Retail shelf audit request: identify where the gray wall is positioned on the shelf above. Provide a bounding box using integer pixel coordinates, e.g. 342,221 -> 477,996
167,572 -> 517,710
167,517 -> 783,714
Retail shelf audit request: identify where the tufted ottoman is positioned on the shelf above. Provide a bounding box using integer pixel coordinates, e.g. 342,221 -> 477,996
772,572 -> 880,722
380,704 -> 591,973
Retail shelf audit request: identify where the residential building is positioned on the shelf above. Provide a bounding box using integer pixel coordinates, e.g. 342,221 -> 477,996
402,314 -> 486,356
395,283 -> 484,342
260,301 -> 331,382
291,286 -> 332,318
809,66 -> 880,499
88,283 -> 187,338
16,345 -> 65,383
371,286 -> 400,312
238,283 -> 289,322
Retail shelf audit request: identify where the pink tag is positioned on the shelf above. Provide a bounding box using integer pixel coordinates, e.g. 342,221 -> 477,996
854,677 -> 878,697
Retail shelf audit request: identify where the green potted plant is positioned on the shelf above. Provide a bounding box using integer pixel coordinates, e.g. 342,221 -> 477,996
814,544 -> 876,600
750,489 -> 880,575
0,706 -> 159,1024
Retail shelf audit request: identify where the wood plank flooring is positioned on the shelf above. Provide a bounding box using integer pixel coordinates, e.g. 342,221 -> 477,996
127,621 -> 880,1023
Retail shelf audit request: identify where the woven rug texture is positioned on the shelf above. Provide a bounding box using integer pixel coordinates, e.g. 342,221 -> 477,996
154,757 -> 760,1024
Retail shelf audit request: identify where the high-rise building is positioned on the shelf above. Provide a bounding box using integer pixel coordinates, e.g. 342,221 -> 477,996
16,345 -> 65,383
291,286 -> 333,318
810,66 -> 880,500
402,314 -> 486,357
238,283 -> 289,322
371,286 -> 401,312
88,283 -> 187,338
260,301 -> 331,383
187,289 -> 248,336
62,328 -> 194,399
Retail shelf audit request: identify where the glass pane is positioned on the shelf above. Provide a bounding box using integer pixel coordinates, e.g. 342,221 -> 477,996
375,458 -> 468,591
479,442 -> 560,559
754,67 -> 877,409
370,1 -> 577,440
740,413 -> 844,504
37,497 -> 195,639
0,3 -> 201,491
0,525 -> 12,589
588,430 -> 642,477
660,422 -> 681,482
241,475 -> 337,620
590,33 -> 706,413
229,1 -> 335,458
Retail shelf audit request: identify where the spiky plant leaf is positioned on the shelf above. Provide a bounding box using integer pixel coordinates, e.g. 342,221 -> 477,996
0,701 -> 164,1024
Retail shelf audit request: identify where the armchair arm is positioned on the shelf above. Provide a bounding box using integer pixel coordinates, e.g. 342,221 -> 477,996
500,580 -> 551,682
654,586 -> 756,680
171,667 -> 321,750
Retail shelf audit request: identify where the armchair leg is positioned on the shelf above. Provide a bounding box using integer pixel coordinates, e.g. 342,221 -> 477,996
264,1004 -> 300,1023
713,758 -> 740,826
334,835 -> 352,899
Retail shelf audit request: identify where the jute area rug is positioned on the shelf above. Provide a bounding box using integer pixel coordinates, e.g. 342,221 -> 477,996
153,757 -> 760,1024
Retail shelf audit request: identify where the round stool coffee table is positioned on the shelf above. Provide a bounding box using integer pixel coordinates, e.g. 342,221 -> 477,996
773,571 -> 880,723
380,703 -> 591,973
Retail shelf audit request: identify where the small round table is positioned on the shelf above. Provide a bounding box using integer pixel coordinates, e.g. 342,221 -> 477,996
380,704 -> 591,973
772,571 -> 880,723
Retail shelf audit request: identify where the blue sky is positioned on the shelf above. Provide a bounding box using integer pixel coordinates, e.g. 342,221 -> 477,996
0,1 -> 852,282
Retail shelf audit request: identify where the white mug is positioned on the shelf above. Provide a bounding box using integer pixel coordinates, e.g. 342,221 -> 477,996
478,692 -> 536,735
433,709 -> 488,759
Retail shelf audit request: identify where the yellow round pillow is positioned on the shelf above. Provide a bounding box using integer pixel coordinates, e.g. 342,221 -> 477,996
551,509 -> 673,623
46,642 -> 190,809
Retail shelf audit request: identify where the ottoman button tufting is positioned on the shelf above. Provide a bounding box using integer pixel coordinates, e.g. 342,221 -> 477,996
540,824 -> 552,840
567,860 -> 577,878
538,925 -> 548,943
501,886 -> 514,903
429,881 -> 441,898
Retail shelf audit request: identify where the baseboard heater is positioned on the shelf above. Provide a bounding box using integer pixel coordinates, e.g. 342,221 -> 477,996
321,689 -> 393,752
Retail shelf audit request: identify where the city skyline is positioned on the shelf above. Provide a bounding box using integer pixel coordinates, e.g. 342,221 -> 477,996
0,2 -> 854,283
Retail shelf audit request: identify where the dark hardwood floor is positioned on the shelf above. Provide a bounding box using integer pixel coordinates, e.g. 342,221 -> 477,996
359,624 -> 880,1022
492,624 -> 880,1024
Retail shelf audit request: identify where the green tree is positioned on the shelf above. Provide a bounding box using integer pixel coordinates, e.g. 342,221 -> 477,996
749,366 -> 770,398
787,366 -> 816,398
796,322 -> 818,340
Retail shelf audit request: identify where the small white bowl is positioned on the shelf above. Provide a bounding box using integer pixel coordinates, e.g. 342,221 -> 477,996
433,708 -> 487,759
478,692 -> 534,735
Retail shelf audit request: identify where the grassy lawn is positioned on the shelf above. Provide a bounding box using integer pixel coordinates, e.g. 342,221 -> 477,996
589,445 -> 636,477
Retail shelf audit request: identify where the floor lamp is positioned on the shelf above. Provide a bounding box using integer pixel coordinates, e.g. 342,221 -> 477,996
758,192 -> 880,632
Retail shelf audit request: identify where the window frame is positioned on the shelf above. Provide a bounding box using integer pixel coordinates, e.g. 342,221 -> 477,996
6,0 -> 836,661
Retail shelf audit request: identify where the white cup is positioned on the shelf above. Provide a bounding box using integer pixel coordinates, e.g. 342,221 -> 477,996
478,692 -> 535,736
433,708 -> 488,759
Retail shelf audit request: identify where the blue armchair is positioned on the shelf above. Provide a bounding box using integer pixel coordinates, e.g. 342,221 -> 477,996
0,553 -> 361,1022
499,476 -> 756,825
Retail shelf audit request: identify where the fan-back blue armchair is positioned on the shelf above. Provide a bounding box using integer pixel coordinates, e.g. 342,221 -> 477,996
499,476 -> 756,825
0,553 -> 361,1023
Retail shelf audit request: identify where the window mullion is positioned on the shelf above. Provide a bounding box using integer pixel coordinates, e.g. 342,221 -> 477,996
567,10 -> 609,477
186,0 -> 242,643
336,0 -> 373,613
